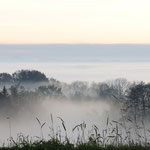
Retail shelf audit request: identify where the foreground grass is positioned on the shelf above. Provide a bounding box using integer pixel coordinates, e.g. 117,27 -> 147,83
0,139 -> 150,150
1,115 -> 150,150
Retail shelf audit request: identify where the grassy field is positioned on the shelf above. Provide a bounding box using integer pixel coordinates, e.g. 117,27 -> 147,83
1,139 -> 150,150
0,116 -> 150,150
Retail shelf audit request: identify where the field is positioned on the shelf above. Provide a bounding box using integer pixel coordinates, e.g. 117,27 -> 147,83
0,71 -> 150,150
0,138 -> 150,150
0,116 -> 149,150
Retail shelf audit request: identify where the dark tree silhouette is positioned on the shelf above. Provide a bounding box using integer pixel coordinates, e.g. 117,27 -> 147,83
10,85 -> 18,99
37,85 -> 63,98
12,70 -> 48,82
0,73 -> 12,82
0,86 -> 9,105
127,82 -> 150,121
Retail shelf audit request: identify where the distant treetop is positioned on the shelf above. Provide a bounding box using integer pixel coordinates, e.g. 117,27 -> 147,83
0,70 -> 49,83
0,73 -> 12,82
12,70 -> 49,82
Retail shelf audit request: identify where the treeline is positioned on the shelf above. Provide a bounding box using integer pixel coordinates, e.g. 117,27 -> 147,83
0,70 -> 150,121
0,70 -> 48,83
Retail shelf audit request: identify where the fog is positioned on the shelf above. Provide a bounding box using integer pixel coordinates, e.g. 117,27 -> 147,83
0,98 -> 120,144
0,95 -> 149,145
0,62 -> 150,82
0,62 -> 150,145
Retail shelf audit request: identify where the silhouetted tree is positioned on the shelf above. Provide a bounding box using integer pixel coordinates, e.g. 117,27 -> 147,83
65,81 -> 89,99
2,86 -> 9,97
127,82 -> 150,121
94,82 -> 116,99
107,78 -> 130,100
0,86 -> 9,105
10,85 -> 18,99
37,85 -> 63,98
12,70 -> 48,82
0,73 -> 12,82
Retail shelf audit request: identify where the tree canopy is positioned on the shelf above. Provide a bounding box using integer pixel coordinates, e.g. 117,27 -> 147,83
0,70 -> 49,83
0,73 -> 12,82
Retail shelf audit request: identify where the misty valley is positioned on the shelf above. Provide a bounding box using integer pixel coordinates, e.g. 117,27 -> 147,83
0,69 -> 150,148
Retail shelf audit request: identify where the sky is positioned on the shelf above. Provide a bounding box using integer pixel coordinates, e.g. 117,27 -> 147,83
0,0 -> 150,44
0,62 -> 150,82
0,44 -> 150,82
0,44 -> 150,62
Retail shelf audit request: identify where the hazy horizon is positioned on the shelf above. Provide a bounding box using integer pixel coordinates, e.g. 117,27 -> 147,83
0,62 -> 150,83
0,44 -> 150,62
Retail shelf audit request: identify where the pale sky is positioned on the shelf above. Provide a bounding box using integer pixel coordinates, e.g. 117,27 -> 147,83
0,0 -> 150,44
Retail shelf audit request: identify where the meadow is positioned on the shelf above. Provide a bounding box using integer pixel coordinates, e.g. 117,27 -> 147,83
0,115 -> 150,150
0,70 -> 150,149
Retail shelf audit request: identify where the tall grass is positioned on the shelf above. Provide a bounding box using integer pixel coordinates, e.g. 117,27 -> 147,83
1,115 -> 150,150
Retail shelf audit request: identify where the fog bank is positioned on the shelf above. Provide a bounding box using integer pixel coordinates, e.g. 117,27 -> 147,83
0,62 -> 150,82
